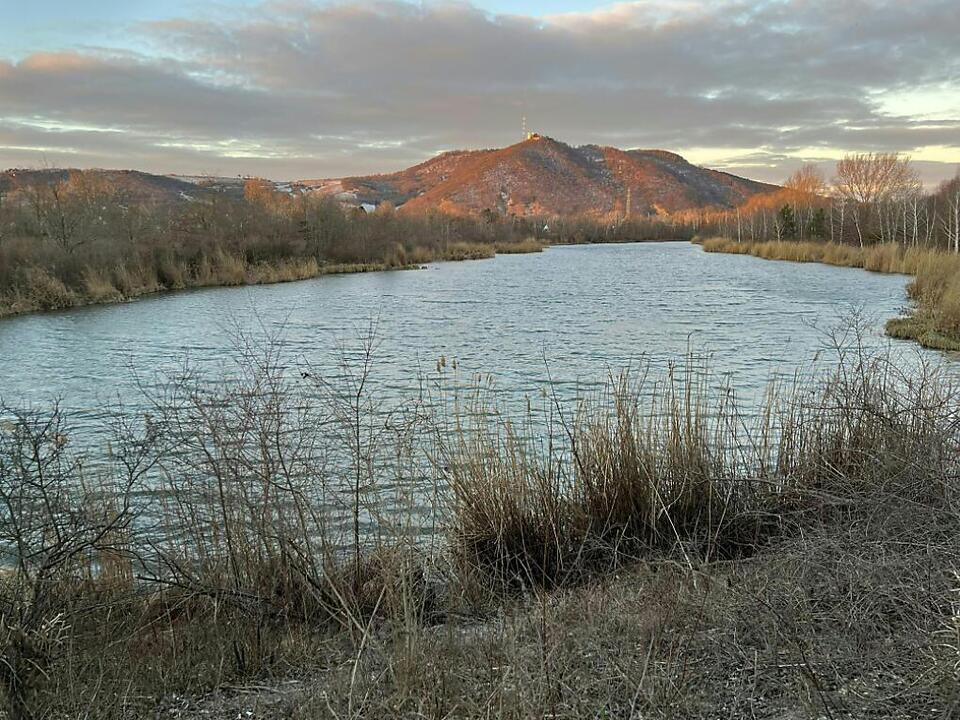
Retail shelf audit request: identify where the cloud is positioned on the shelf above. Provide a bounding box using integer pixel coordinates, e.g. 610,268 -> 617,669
0,0 -> 958,183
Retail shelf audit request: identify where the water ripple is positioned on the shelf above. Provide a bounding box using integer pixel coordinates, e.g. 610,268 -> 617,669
0,242 -> 931,435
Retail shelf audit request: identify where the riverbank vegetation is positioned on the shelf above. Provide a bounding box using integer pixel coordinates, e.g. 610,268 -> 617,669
695,154 -> 960,350
0,176 -> 511,316
0,338 -> 957,718
0,173 -> 692,318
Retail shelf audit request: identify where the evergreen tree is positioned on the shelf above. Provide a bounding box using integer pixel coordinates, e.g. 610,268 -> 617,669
778,204 -> 798,239
809,207 -> 827,239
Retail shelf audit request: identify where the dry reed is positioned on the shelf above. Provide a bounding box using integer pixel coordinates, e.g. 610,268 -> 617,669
0,341 -> 957,718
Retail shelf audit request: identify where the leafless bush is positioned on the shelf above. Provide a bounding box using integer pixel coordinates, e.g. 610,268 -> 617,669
0,338 -> 957,717
0,402 -> 146,719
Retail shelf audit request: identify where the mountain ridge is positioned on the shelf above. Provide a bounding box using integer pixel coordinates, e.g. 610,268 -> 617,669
302,136 -> 778,217
2,136 -> 778,217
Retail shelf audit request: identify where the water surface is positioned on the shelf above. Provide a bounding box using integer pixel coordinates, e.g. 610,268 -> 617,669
0,242 -> 926,436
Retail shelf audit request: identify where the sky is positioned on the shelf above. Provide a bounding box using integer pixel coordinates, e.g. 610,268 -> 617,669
1,0 -> 958,185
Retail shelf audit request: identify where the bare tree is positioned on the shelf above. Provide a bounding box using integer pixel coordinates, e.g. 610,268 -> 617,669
833,153 -> 919,247
937,173 -> 960,253
0,403 -> 146,719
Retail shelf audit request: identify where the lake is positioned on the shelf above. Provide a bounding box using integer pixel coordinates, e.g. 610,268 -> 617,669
0,242 -> 929,437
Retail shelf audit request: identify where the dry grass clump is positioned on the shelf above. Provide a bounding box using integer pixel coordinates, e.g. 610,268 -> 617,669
248,257 -> 322,284
701,237 -> 871,267
494,238 -> 545,254
886,317 -> 960,352
862,240 -> 905,272
441,242 -> 497,261
441,351 -> 954,591
15,266 -> 78,310
2,341 -> 959,718
898,251 -> 960,345
110,262 -> 162,297
190,249 -> 246,286
81,267 -> 123,302
568,368 -> 764,558
155,253 -> 188,289
442,414 -> 574,585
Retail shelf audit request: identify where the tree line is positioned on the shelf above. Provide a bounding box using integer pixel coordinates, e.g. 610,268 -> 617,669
8,155 -> 954,317
699,153 -> 960,250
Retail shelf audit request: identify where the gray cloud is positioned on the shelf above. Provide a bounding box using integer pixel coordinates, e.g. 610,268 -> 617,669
1,0 -> 958,183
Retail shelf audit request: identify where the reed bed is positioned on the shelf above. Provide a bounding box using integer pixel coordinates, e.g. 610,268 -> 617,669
0,342 -> 957,718
0,246 -> 494,318
494,237 -> 546,254
701,236 -> 960,351
441,352 -> 954,587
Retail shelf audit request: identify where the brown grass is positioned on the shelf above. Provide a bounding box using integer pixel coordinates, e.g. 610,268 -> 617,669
15,267 -> 78,310
0,255 -> 431,320
0,240 -> 543,319
442,364 -> 780,587
440,242 -> 497,261
494,237 -> 546,254
1,345 -> 958,718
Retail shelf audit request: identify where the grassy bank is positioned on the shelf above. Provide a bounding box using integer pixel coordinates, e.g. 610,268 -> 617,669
0,343 -> 957,718
0,256 -> 402,318
700,237 -> 960,351
0,170 -> 558,319
0,239 -> 547,319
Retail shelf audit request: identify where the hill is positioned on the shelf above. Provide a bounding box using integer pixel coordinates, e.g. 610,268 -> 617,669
301,136 -> 777,217
2,137 -> 777,217
0,168 -> 222,204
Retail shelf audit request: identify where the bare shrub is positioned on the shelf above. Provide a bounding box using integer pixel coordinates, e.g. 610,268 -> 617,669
0,403 -> 145,719
0,337 -> 957,717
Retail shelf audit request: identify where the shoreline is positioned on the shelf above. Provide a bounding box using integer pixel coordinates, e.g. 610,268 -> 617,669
697,236 -> 960,352
0,237 -> 693,322
2,352 -> 956,718
0,260 -> 419,321
0,242 -> 544,322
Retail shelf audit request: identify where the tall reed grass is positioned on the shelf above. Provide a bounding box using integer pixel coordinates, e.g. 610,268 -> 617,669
494,237 -> 545,254
0,340 -> 957,717
441,351 -> 954,587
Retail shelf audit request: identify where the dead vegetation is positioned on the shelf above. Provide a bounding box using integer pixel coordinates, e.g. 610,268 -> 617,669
0,335 -> 958,718
0,172 -> 557,318
0,170 -> 687,320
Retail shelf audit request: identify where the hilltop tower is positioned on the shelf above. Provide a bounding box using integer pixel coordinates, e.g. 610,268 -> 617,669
522,115 -> 540,141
